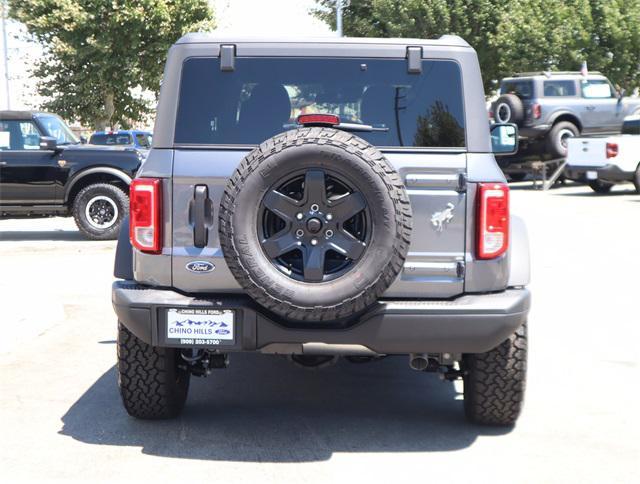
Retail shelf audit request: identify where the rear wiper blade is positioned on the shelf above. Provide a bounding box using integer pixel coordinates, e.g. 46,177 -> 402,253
337,122 -> 389,132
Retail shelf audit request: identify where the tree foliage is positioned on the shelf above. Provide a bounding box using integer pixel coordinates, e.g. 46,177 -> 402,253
9,0 -> 214,129
314,0 -> 640,93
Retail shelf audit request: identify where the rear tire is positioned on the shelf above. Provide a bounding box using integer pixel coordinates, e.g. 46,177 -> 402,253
546,121 -> 579,159
588,180 -> 614,194
117,322 -> 190,419
73,183 -> 128,240
463,322 -> 527,426
633,164 -> 640,194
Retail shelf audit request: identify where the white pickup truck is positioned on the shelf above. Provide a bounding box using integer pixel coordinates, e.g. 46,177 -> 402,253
566,116 -> 640,193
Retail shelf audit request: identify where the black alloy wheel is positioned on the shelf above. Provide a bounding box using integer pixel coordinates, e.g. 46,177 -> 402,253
259,169 -> 370,283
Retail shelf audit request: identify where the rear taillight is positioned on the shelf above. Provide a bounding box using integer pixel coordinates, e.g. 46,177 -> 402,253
606,142 -> 618,158
532,103 -> 541,119
130,178 -> 162,253
477,183 -> 509,259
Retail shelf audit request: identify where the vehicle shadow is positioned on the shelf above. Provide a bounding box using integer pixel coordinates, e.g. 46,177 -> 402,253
0,230 -> 87,242
59,353 -> 510,462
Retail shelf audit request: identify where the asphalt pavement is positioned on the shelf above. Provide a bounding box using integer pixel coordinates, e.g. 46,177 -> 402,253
1,182 -> 638,483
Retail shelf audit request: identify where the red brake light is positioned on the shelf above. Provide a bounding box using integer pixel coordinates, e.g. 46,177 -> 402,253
130,178 -> 162,253
477,183 -> 509,259
297,114 -> 340,127
606,142 -> 618,158
532,103 -> 541,119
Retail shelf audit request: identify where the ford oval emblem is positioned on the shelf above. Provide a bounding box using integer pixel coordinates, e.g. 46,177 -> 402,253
186,261 -> 215,273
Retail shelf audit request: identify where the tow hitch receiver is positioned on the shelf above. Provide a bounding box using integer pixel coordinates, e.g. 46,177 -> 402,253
180,350 -> 228,377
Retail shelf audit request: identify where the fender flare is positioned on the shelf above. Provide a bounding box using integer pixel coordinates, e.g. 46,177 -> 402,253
547,110 -> 582,131
64,167 -> 132,202
508,215 -> 530,287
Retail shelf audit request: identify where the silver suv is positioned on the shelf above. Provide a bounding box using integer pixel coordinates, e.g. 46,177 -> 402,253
492,72 -> 640,159
112,35 -> 530,426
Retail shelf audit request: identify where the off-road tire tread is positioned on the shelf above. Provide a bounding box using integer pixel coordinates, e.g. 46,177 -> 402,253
463,322 -> 527,426
219,127 -> 412,322
72,183 -> 128,240
117,322 -> 189,419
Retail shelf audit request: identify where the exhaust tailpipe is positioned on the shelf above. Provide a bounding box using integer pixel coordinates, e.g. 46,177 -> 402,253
409,353 -> 429,371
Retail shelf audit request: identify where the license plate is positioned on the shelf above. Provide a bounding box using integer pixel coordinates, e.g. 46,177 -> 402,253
166,308 -> 234,344
586,171 -> 598,180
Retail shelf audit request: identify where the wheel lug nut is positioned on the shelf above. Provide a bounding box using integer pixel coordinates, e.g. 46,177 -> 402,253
325,229 -> 333,238
326,213 -> 333,221
310,238 -> 318,246
296,212 -> 304,220
310,204 -> 319,212
295,229 -> 304,237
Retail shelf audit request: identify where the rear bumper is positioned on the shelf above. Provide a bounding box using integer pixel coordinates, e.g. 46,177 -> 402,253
565,164 -> 633,182
113,281 -> 530,355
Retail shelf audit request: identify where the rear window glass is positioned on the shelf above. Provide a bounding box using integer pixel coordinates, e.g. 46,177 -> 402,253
175,57 -> 466,148
543,80 -> 576,97
499,80 -> 534,99
90,133 -> 133,145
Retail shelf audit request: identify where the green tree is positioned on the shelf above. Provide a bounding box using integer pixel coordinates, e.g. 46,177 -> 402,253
9,0 -> 214,129
314,0 -> 640,93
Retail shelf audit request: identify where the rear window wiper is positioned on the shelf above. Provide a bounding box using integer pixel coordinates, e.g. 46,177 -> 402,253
337,122 -> 389,133
293,114 -> 389,133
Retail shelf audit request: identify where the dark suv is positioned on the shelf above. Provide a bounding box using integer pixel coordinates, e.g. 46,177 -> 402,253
0,111 -> 142,239
491,72 -> 640,160
112,35 -> 530,426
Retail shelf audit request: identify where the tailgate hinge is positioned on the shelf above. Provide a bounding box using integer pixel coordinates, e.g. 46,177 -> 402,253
456,172 -> 467,193
406,46 -> 423,74
220,44 -> 236,72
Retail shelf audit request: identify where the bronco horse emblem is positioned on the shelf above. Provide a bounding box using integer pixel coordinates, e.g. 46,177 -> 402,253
431,203 -> 455,232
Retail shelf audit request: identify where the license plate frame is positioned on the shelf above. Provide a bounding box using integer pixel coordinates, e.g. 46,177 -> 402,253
163,308 -> 235,347
586,170 -> 598,180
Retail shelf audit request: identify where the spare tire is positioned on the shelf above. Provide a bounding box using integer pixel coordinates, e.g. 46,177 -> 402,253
493,94 -> 525,126
219,128 -> 412,322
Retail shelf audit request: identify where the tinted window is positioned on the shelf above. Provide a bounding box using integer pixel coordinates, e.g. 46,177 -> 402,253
543,80 -> 576,97
582,79 -> 614,99
36,115 -> 78,145
175,57 -> 465,148
135,133 -> 151,148
90,133 -> 133,145
500,80 -> 534,99
0,120 -> 41,150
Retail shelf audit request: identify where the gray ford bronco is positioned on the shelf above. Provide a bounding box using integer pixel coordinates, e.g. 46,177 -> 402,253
492,72 -> 640,160
112,35 -> 531,426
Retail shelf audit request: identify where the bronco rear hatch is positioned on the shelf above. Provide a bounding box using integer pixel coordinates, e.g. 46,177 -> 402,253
168,53 -> 468,299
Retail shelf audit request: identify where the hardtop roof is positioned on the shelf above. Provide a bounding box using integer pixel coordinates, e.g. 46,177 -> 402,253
175,33 -> 470,48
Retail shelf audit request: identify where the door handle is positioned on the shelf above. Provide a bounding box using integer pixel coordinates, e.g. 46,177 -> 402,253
586,105 -> 596,111
192,185 -> 213,248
